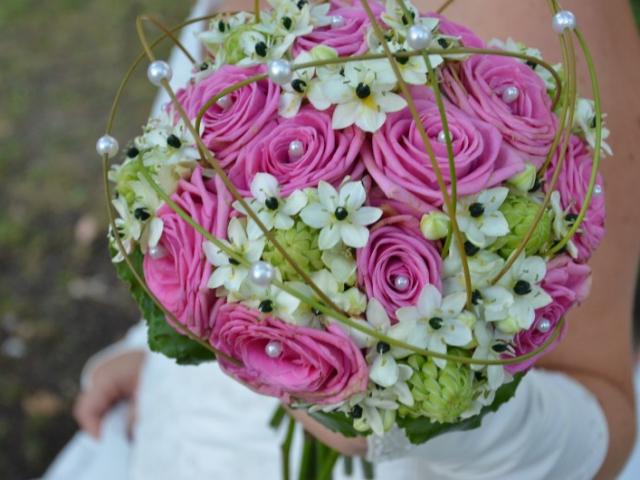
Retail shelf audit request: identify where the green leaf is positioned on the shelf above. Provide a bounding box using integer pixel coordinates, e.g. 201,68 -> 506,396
397,373 -> 525,445
111,246 -> 215,365
308,411 -> 361,438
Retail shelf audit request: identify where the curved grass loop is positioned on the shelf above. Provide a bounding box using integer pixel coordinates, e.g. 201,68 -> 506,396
101,0 -> 601,367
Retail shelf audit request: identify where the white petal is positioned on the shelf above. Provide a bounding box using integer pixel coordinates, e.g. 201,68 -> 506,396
227,218 -> 247,247
351,206 -> 383,226
317,181 -> 339,211
282,190 -> 308,215
300,203 -> 331,229
207,266 -> 230,289
480,212 -> 510,237
278,92 -> 303,118
519,256 -> 547,284
374,91 -> 407,112
369,354 -> 399,388
355,107 -> 386,133
250,173 -> 279,202
339,181 -> 366,210
417,284 -> 442,318
394,381 -> 415,407
318,223 -> 341,250
147,217 -> 164,248
273,213 -> 294,230
464,223 -> 488,248
366,298 -> 391,330
247,210 -> 274,240
478,187 -> 509,212
339,223 -> 370,248
440,292 -> 466,316
364,405 -> 384,437
395,306 -> 421,324
245,237 -> 266,262
332,101 -> 361,130
307,81 -> 332,111
488,365 -> 506,390
443,320 -> 473,346
203,241 -> 229,266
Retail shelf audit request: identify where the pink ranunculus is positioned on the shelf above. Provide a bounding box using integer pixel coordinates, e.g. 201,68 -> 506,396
364,88 -> 523,210
176,65 -> 279,168
357,215 -> 442,322
428,12 -> 485,48
293,2 -> 384,57
441,54 -> 557,164
545,135 -> 605,262
506,255 -> 591,373
210,302 -> 368,404
228,105 -> 365,196
143,167 -> 232,337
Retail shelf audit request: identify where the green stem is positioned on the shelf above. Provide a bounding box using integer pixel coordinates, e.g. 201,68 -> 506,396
343,456 -> 353,477
318,450 -> 340,480
361,459 -> 375,480
298,434 -> 315,480
281,416 -> 296,480
270,405 -> 287,429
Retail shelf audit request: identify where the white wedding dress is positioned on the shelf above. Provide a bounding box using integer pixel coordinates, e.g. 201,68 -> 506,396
44,1 -> 614,478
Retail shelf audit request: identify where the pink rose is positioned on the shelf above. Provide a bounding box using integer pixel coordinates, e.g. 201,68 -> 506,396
177,65 -> 279,168
364,88 -> 523,210
293,2 -> 384,57
357,215 -> 442,322
429,13 -> 485,48
143,167 -> 232,337
441,54 -> 557,163
506,255 -> 591,373
545,135 -> 605,262
228,105 -> 365,196
210,302 -> 368,404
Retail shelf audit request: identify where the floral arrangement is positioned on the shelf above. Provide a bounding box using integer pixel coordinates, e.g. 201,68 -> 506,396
97,0 -> 607,477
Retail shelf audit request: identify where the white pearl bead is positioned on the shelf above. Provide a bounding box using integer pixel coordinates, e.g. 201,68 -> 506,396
96,135 -> 119,158
406,25 -> 432,50
216,95 -> 232,109
501,86 -> 520,103
149,245 -> 167,260
537,318 -> 552,333
249,261 -> 276,287
552,10 -> 576,34
267,59 -> 293,85
265,340 -> 283,358
330,15 -> 345,29
393,275 -> 410,291
288,140 -> 304,160
594,184 -> 603,195
147,60 -> 173,86
437,131 -> 447,143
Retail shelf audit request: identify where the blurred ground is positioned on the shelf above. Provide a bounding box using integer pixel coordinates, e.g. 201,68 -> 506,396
0,1 -> 639,480
0,1 -> 188,478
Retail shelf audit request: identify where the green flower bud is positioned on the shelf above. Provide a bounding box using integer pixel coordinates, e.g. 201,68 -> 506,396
496,316 -> 522,334
420,212 -> 450,240
507,163 -> 537,193
109,158 -> 143,205
492,194 -> 553,258
262,221 -> 323,281
223,25 -> 255,64
400,352 -> 475,424
310,45 -> 338,62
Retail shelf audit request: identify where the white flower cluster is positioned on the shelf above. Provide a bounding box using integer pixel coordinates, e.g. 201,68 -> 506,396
108,113 -> 200,261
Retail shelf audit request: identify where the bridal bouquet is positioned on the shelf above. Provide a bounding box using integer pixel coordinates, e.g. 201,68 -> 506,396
99,0 -> 607,476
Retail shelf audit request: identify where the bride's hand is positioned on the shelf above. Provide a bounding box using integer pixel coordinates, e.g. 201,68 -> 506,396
73,350 -> 145,439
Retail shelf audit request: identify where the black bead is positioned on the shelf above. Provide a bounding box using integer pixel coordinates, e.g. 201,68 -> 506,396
468,202 -> 485,218
464,240 -> 480,256
376,341 -> 391,354
471,289 -> 482,305
437,38 -> 449,49
199,62 -> 209,71
255,41 -> 268,57
350,405 -> 364,419
291,78 -> 307,93
428,317 -> 443,330
296,0 -> 308,9
339,67 -> 345,77
134,207 -> 150,221
395,49 -> 409,65
167,134 -> 182,149
590,116 -> 598,129
513,279 -> 532,295
282,16 -> 292,30
355,82 -> 371,99
474,371 -> 485,381
565,213 -> 578,223
265,197 -> 279,210
218,20 -> 226,32
334,207 -> 348,221
259,299 -> 274,313
529,177 -> 542,193
126,146 -> 140,158
229,257 -> 240,265
401,11 -> 414,25
526,59 -> 537,69
491,343 -> 509,353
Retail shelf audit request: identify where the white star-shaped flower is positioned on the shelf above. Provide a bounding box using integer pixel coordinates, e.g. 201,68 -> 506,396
203,218 -> 265,292
300,180 -> 382,249
471,320 -> 513,390
573,98 -> 612,156
550,191 -> 579,259
480,254 -> 552,332
234,173 -> 307,240
456,187 -> 510,248
442,243 -> 506,296
395,284 -> 473,368
110,196 -> 142,262
321,60 -> 407,132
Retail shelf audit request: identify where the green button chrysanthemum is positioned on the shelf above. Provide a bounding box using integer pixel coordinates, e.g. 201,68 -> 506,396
492,194 -> 552,258
399,352 -> 475,424
262,221 -> 324,281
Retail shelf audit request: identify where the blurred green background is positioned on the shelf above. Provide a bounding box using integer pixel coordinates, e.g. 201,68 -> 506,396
0,1 -> 638,479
